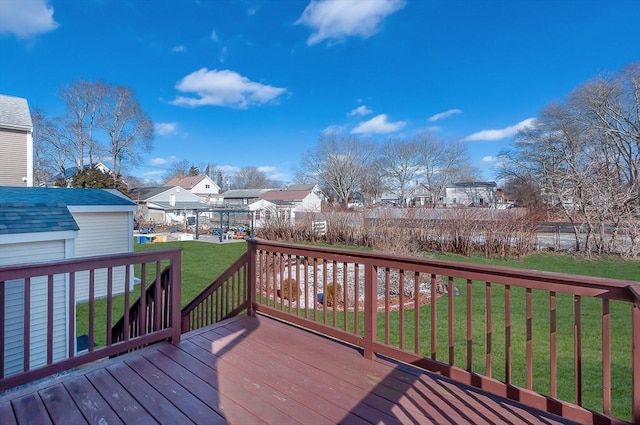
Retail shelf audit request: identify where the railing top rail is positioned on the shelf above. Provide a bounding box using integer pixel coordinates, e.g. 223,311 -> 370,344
0,248 -> 183,281
248,239 -> 639,302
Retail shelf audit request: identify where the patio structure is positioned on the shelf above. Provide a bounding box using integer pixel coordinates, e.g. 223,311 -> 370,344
1,240 -> 638,424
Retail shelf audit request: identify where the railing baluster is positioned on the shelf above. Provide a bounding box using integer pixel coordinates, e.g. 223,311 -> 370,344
124,266 -> 130,340
332,260 -> 337,328
385,268 -> 390,344
602,298 -> 610,415
354,264 -> 360,336
466,279 -> 473,372
414,272 -> 420,355
526,287 -> 533,390
68,272 -> 75,357
448,275 -> 454,365
88,270 -> 95,352
574,295 -> 582,406
47,275 -> 54,365
485,281 -> 492,378
322,260 -> 327,325
140,263 -> 147,336
342,262 -> 348,332
550,291 -> 557,398
23,277 -> 30,371
154,261 -> 162,332
430,273 -> 437,360
505,284 -> 511,384
106,268 -> 113,346
399,269 -> 405,350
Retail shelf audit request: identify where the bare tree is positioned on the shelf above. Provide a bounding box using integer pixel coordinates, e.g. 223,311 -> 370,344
162,159 -> 191,182
415,133 -> 475,206
499,63 -> 640,256
59,80 -> 106,168
233,166 -> 270,189
32,108 -> 73,186
378,138 -> 421,206
98,85 -> 153,187
301,135 -> 376,207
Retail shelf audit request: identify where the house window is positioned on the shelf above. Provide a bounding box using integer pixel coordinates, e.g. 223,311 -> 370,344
205,184 -> 210,189
255,210 -> 261,220
265,210 -> 271,219
479,198 -> 484,205
453,197 -> 457,204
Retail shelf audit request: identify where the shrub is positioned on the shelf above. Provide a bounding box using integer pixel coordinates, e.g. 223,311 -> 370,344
324,282 -> 342,307
280,278 -> 299,301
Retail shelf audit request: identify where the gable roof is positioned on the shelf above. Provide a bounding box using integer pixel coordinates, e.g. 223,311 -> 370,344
287,183 -> 316,191
222,189 -> 271,199
0,202 -> 79,235
0,187 -> 135,206
128,186 -> 173,201
52,162 -> 110,180
259,189 -> 311,202
164,175 -> 215,189
450,181 -> 497,188
0,94 -> 33,131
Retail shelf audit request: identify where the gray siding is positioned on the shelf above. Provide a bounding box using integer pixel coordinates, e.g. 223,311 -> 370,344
72,212 -> 132,302
0,128 -> 28,186
1,240 -> 68,377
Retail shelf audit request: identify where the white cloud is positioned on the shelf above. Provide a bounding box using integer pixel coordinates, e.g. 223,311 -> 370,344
172,45 -> 186,53
322,124 -> 345,135
463,118 -> 536,142
296,0 -> 405,46
428,109 -> 462,122
0,0 -> 59,38
258,166 -> 276,173
351,114 -> 406,134
347,105 -> 372,117
171,68 -> 287,109
210,30 -> 219,42
150,157 -> 168,166
154,122 -> 178,135
481,156 -> 498,163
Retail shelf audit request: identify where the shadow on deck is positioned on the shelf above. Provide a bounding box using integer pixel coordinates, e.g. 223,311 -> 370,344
0,314 -> 577,425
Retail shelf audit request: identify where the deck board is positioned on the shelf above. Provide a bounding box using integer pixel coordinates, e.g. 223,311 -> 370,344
0,314 -> 578,425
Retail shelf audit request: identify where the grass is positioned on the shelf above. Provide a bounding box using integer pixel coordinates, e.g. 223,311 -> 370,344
75,240 -> 637,421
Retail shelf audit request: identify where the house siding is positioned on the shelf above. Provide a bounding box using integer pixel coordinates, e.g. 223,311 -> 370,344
72,211 -> 132,302
0,128 -> 28,186
1,240 -> 68,377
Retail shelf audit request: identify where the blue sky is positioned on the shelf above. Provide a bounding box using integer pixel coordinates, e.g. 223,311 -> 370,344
1,0 -> 638,185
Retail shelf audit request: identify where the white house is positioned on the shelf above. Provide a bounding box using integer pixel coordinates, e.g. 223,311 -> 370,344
164,174 -> 223,205
128,186 -> 206,225
444,182 -> 498,207
250,188 -> 323,227
0,186 -> 137,377
0,94 -> 33,187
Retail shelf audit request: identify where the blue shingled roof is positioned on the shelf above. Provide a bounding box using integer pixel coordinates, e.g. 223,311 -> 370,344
0,187 -> 135,206
0,202 -> 79,235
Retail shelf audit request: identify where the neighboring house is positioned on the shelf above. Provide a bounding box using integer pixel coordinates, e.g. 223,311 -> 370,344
222,189 -> 272,208
0,187 -> 136,377
444,181 -> 498,207
164,174 -> 223,205
250,188 -> 322,227
286,183 -> 326,201
411,183 -> 436,207
128,186 -> 206,225
0,94 -> 33,187
49,162 -> 111,187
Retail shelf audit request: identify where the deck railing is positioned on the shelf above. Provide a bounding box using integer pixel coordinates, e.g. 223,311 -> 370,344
247,239 -> 639,425
181,252 -> 251,333
0,248 -> 182,391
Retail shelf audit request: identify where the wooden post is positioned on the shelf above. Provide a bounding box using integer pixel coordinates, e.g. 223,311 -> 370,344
247,239 -> 257,316
363,260 -> 376,360
171,249 -> 182,344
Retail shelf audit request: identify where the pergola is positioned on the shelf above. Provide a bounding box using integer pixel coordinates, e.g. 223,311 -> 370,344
192,207 -> 254,242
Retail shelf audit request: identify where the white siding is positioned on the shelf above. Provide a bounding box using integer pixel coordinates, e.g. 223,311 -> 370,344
1,240 -> 68,377
72,212 -> 132,302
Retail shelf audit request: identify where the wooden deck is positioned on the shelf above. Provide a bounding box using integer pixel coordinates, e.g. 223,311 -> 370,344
0,315 -> 578,425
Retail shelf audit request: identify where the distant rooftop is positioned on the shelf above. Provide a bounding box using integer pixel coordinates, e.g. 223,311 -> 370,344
0,94 -> 33,130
